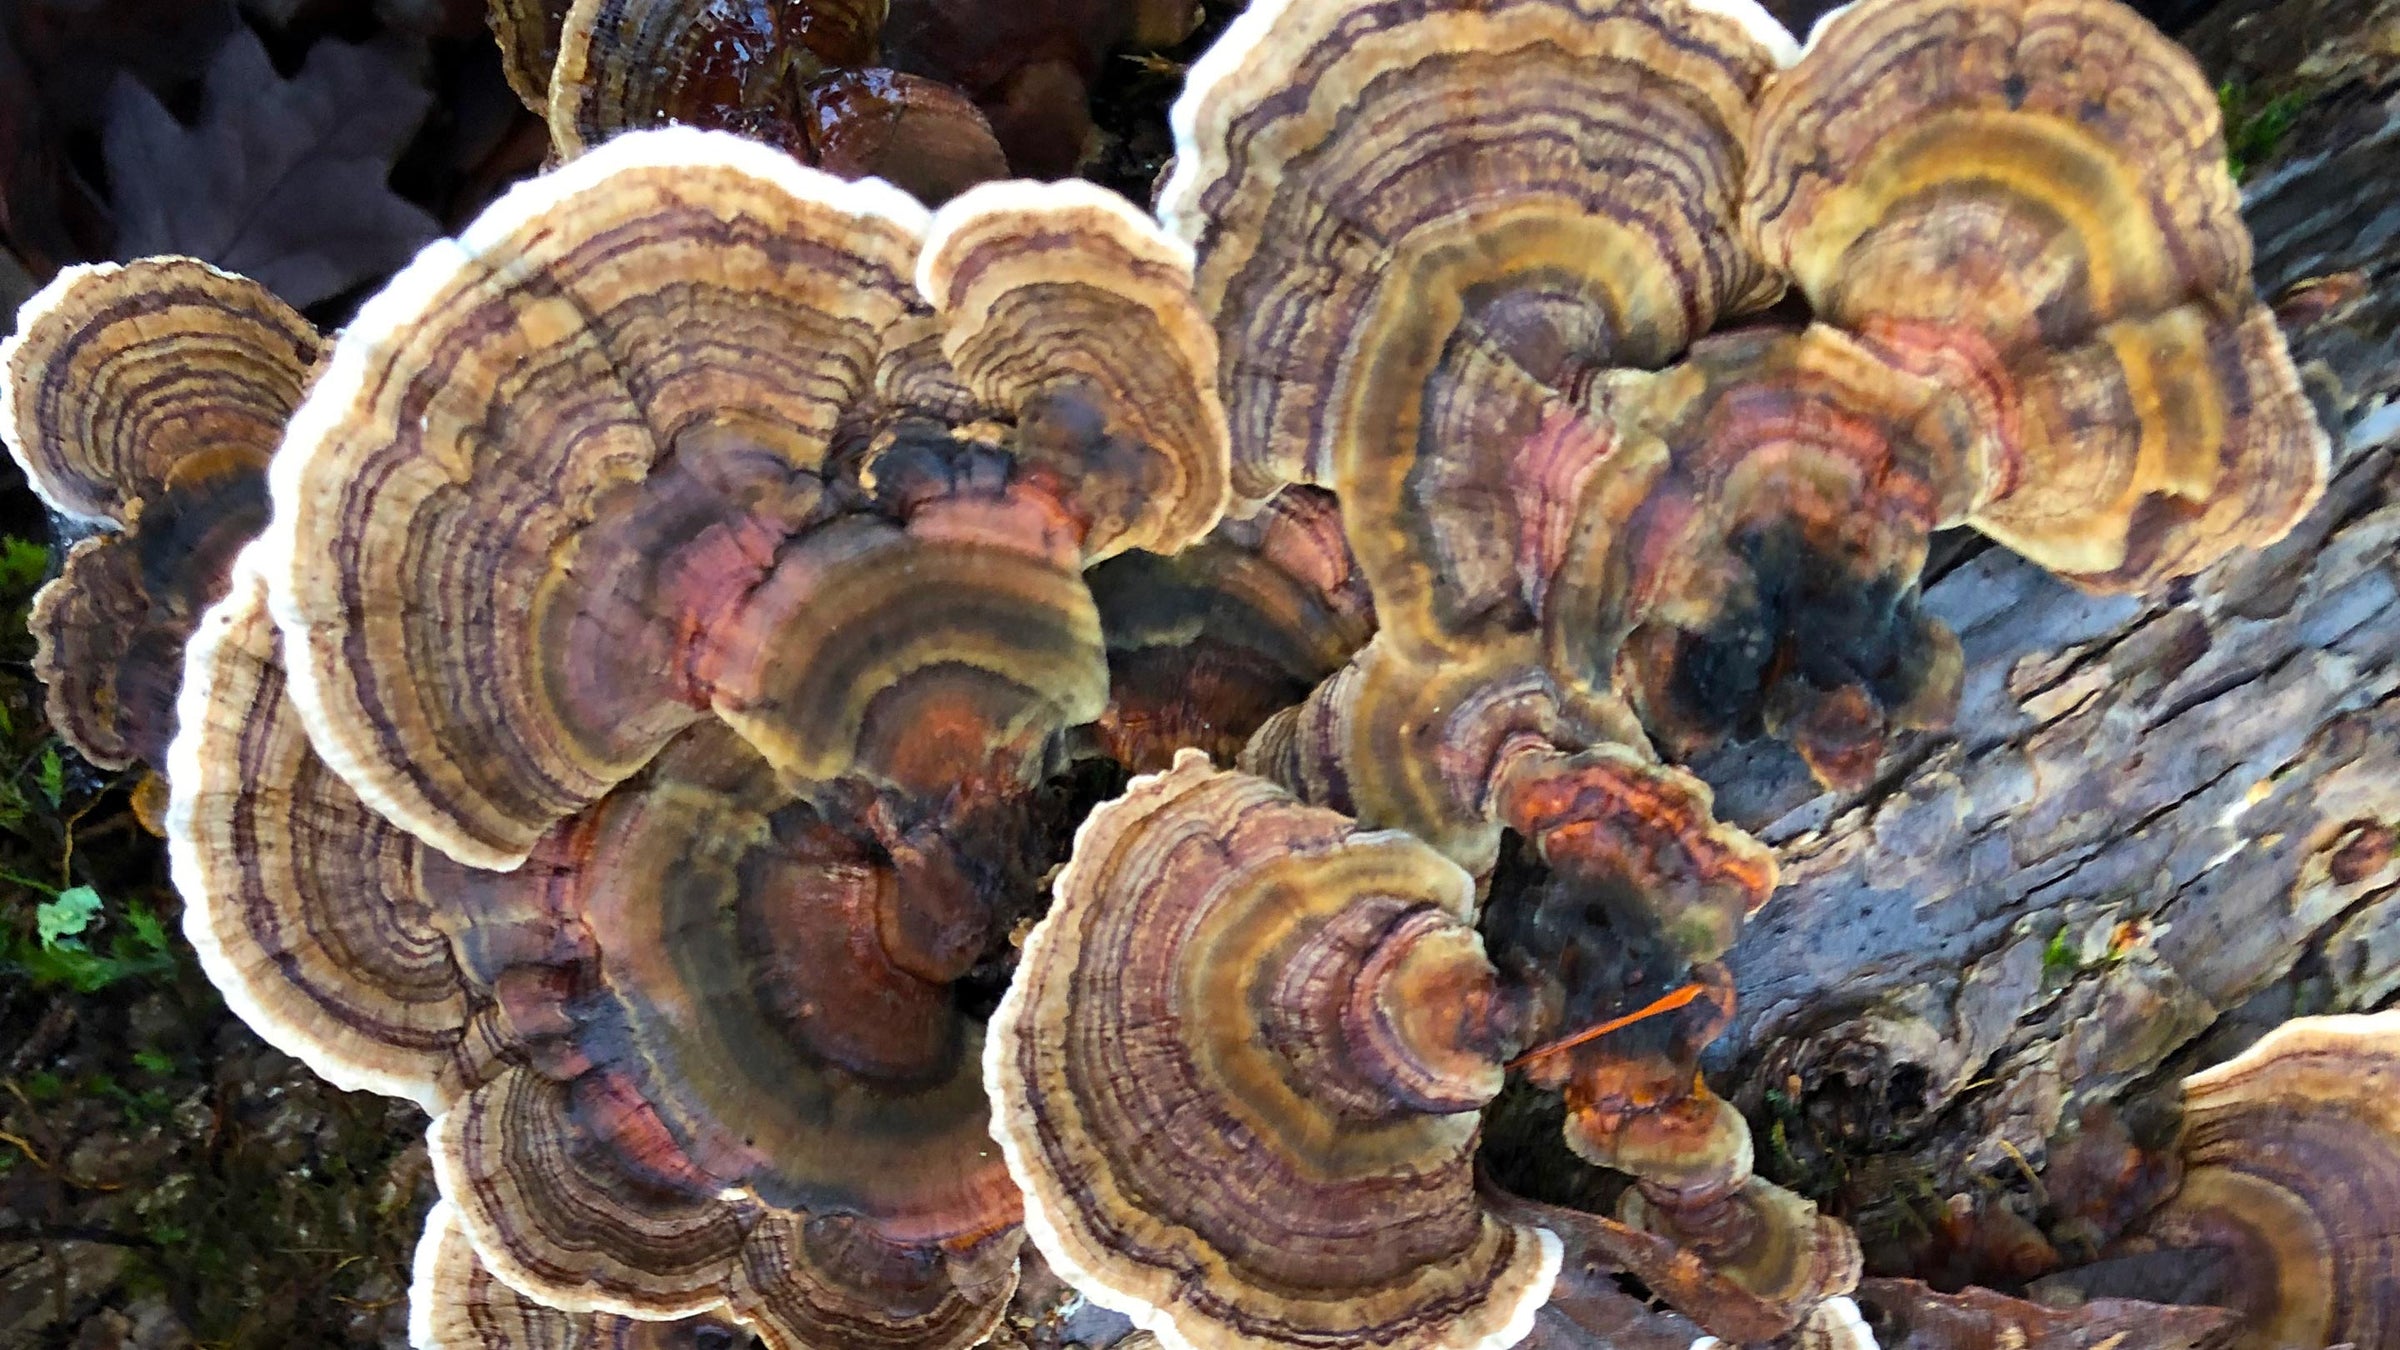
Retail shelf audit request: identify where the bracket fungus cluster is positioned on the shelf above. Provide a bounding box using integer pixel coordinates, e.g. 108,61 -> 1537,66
4,0 -> 2336,1341
0,257 -> 318,782
495,0 -> 1205,203
145,124 -> 1231,1347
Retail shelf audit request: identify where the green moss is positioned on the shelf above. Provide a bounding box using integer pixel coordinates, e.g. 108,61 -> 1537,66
2219,81 -> 2310,181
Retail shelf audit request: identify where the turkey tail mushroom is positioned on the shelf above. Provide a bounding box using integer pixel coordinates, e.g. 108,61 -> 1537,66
989,752 -> 1561,1350
1091,486 -> 1375,771
1159,0 -> 1791,655
1561,325 -> 1983,791
172,549 -> 1025,1347
167,550 -> 489,1112
409,1199 -> 750,1349
2116,1011 -> 2400,1350
1,258 -> 318,772
1744,0 -> 2329,590
263,128 -> 1224,868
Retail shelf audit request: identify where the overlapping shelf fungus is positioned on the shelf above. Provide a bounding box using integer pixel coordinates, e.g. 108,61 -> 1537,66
0,0 -> 2345,1343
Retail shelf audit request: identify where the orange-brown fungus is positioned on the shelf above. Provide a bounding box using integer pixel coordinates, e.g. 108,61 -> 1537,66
173,551 -> 1030,1347
1490,1188 -> 1859,1343
991,752 -> 1561,1349
1,258 -> 318,771
2121,1011 -> 2400,1350
264,131 -> 1222,869
1746,0 -> 2328,590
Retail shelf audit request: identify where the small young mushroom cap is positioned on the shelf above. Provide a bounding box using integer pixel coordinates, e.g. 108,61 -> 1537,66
410,1198 -> 750,1349
1,257 -> 318,768
1091,485 -> 1375,771
267,130 -> 1210,868
1487,1182 -> 1857,1344
989,751 -> 1562,1350
2127,1010 -> 2400,1350
1561,325 -> 1980,790
167,551 -> 485,1112
1619,1180 -> 1862,1319
1745,0 -> 2328,591
1241,635 -> 1615,874
1159,0 -> 1791,648
916,178 -> 1230,561
1490,741 -> 1777,965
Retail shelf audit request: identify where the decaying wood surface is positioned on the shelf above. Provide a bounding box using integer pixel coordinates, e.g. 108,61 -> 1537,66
1703,0 -> 2400,1244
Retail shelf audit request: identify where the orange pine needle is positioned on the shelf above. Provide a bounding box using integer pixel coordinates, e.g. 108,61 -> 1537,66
1505,983 -> 1705,1070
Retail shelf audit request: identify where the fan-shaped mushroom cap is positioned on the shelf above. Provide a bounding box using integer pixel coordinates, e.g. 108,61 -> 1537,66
916,179 -> 1229,561
265,128 -> 921,865
1160,0 -> 1790,653
172,571 -> 1026,1345
411,1199 -> 750,1349
168,552 -> 489,1112
1092,485 -> 1375,771
267,130 -> 1216,868
990,751 -> 1561,1350
1569,325 -> 1980,790
1491,741 -> 1776,965
1241,635 -> 1615,873
1,258 -> 318,769
1745,0 -> 2327,590
1619,1180 -> 1861,1317
433,1063 -> 1020,1348
548,0 -> 1011,204
2128,1011 -> 2400,1350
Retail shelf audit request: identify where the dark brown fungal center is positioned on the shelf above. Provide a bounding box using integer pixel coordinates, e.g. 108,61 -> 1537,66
1628,519 -> 1951,770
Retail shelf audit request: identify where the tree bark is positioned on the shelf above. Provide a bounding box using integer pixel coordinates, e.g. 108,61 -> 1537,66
1701,0 -> 2400,1251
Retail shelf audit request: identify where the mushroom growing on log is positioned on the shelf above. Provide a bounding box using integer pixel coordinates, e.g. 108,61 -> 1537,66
1746,0 -> 2329,591
989,752 -> 1561,1350
2110,1011 -> 2400,1350
261,127 -> 1224,869
0,257 -> 318,775
172,553 -> 1027,1346
161,123 -> 1241,1342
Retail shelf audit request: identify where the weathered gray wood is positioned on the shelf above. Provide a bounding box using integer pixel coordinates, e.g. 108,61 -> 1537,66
1702,4 -> 2400,1217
